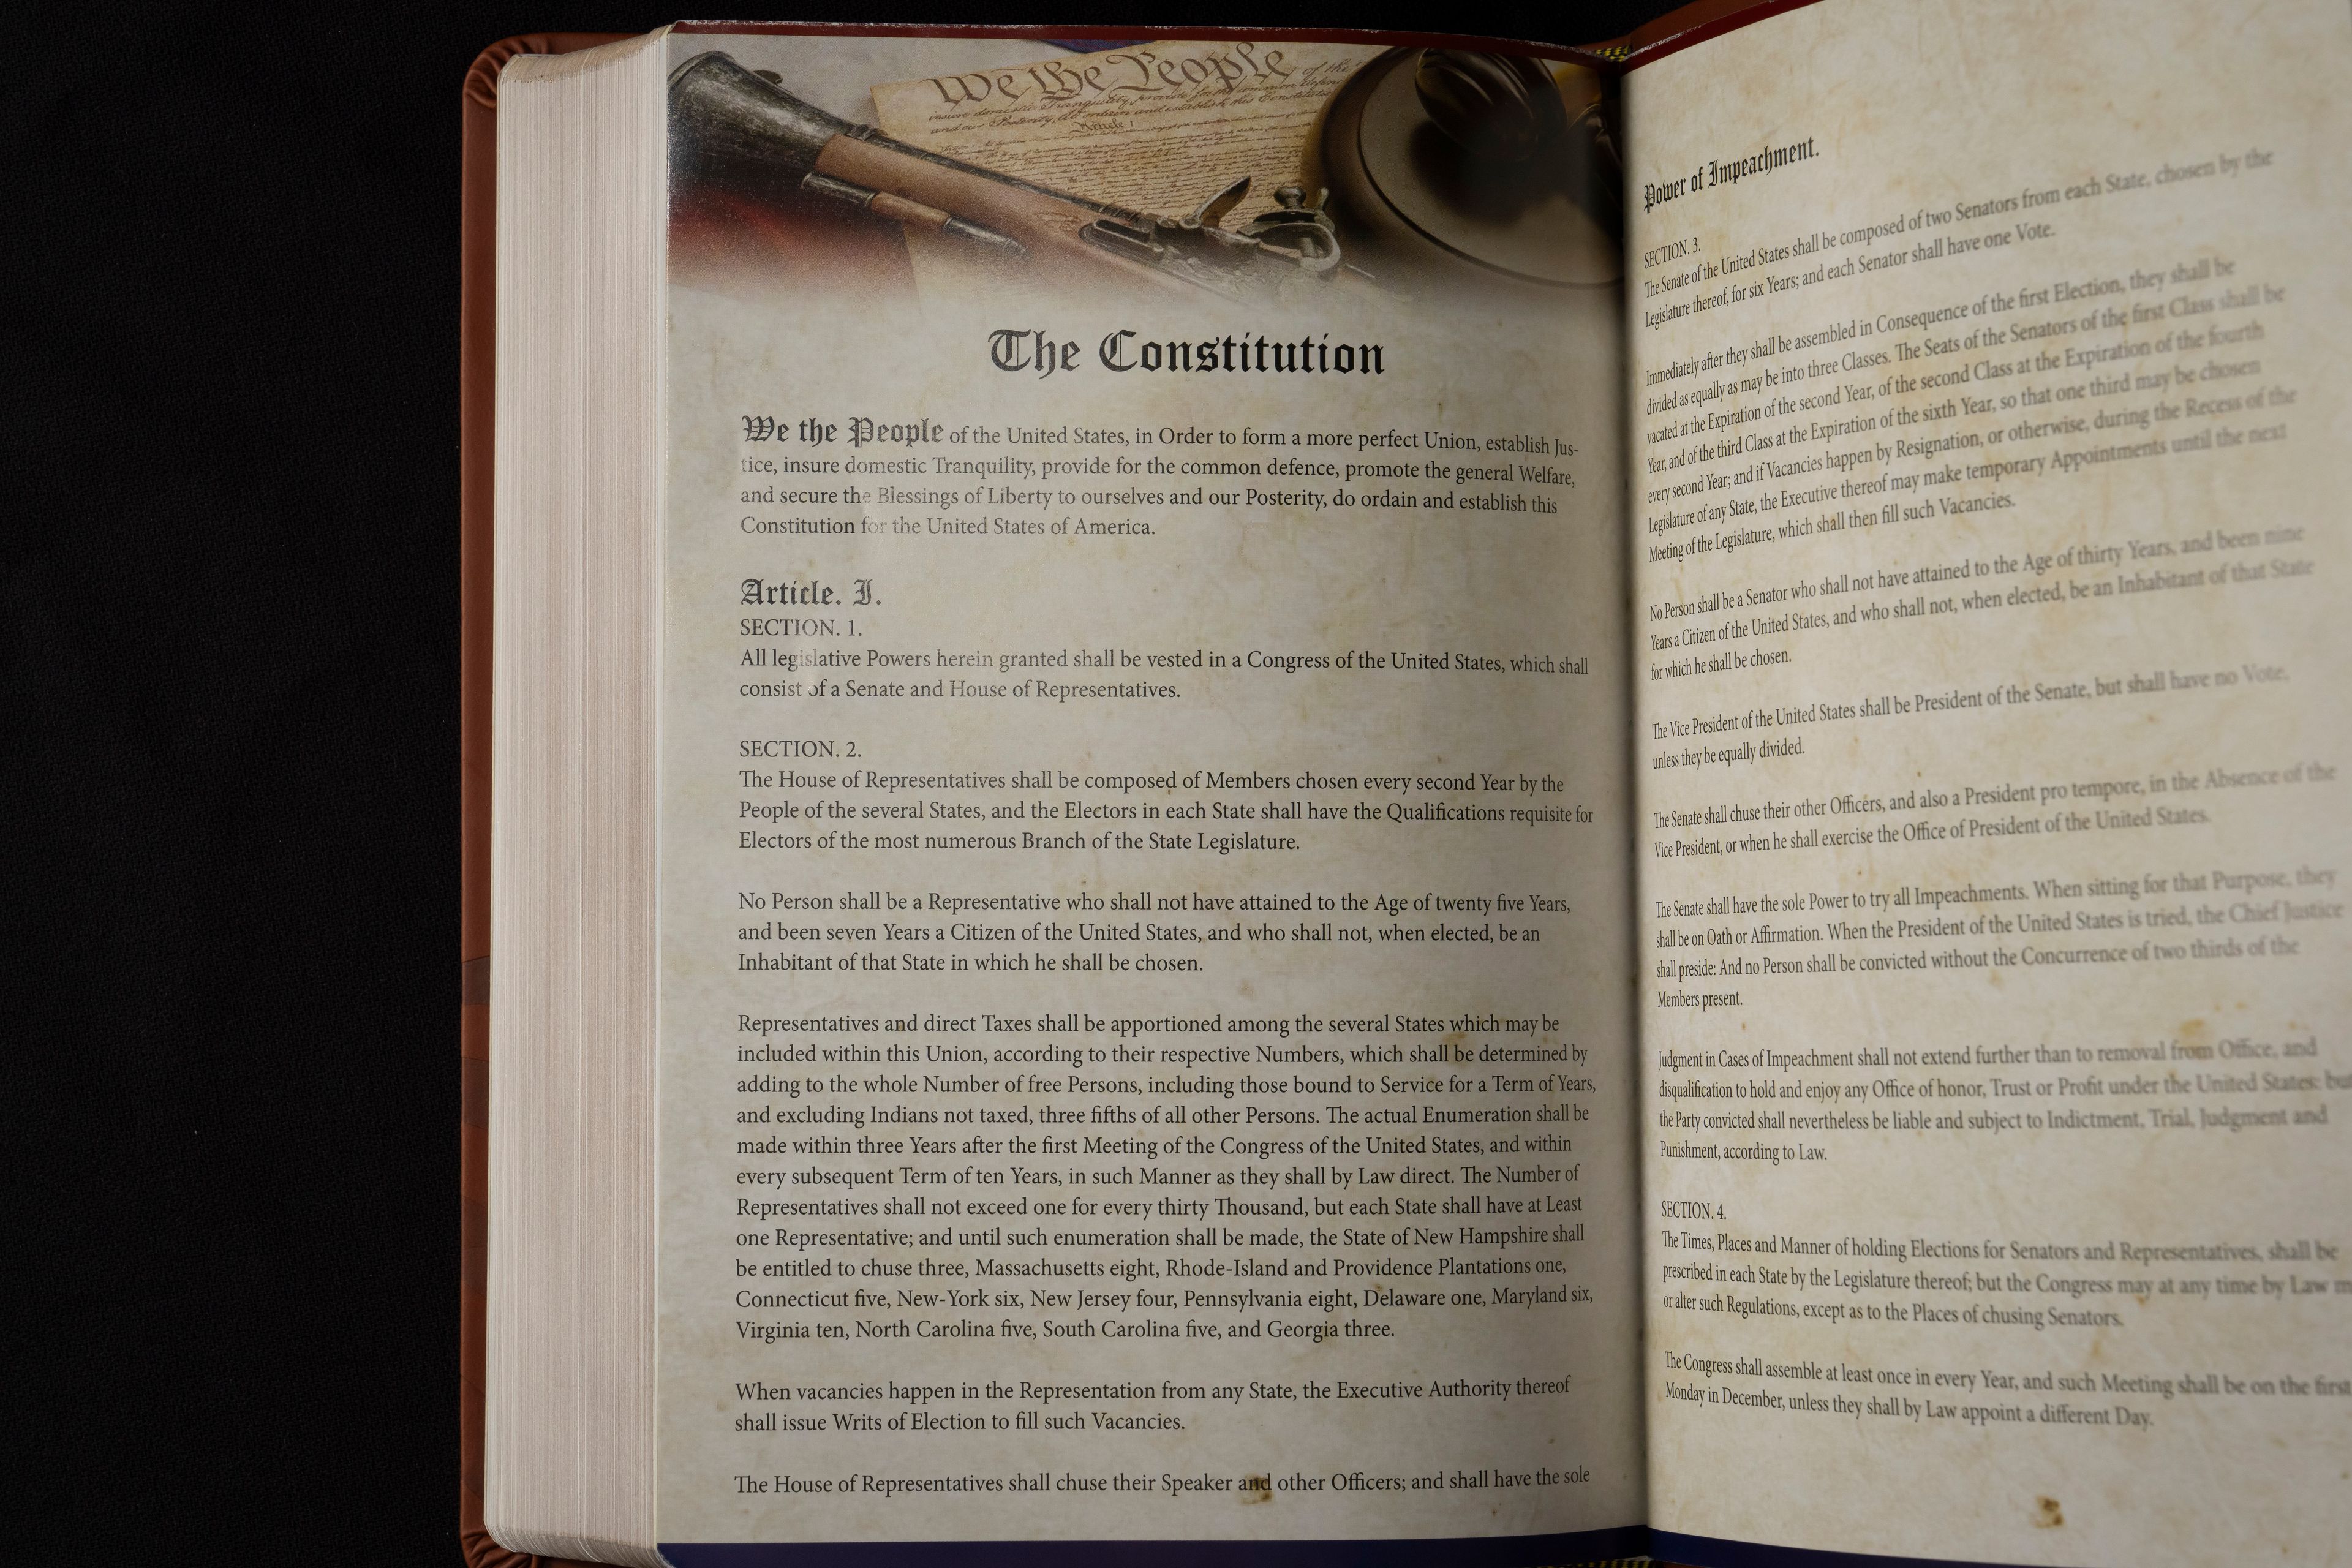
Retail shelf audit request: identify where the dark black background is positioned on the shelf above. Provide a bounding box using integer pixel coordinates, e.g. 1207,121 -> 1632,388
4,3 -> 1676,1561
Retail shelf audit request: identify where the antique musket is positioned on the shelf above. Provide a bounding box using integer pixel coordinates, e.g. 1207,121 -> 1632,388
669,51 -> 1351,303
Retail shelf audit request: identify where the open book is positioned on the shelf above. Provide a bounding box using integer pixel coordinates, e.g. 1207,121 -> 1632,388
467,4 -> 2352,1564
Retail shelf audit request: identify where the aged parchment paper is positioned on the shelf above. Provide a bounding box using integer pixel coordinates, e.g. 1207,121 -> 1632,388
871,42 -> 1382,230
656,32 -> 1640,1552
1627,2 -> 2352,1562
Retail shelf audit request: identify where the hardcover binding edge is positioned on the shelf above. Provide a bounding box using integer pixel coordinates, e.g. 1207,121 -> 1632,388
1612,0 -> 1825,69
660,1529 -> 1652,1566
664,2 -> 1820,70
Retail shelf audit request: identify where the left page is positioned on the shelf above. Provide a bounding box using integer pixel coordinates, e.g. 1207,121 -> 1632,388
653,30 -> 1645,1565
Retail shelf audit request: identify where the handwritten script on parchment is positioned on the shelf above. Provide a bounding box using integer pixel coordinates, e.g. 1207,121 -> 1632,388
872,40 -> 1383,230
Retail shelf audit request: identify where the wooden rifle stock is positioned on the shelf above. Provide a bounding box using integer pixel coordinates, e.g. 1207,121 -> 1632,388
669,50 -> 1196,294
809,135 -> 1196,294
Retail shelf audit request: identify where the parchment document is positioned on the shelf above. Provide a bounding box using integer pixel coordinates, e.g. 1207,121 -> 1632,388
655,32 -> 1639,1555
872,42 -> 1382,230
1627,1 -> 2351,1562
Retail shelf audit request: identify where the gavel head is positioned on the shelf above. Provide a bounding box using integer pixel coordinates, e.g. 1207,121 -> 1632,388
1412,50 -> 1567,164
669,51 -> 856,200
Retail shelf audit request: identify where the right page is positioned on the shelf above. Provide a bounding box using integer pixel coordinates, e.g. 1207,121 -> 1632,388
1625,1 -> 2352,1562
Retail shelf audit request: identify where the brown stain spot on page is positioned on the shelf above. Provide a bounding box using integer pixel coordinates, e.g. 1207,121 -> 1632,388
2034,1496 -> 2064,1528
1239,1474 -> 1273,1504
